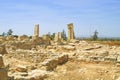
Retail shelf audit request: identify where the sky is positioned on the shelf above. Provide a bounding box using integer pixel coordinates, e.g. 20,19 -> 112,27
0,0 -> 120,37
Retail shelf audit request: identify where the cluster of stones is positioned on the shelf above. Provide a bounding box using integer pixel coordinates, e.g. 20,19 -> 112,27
6,49 -> 68,80
65,41 -> 120,63
1,23 -> 120,80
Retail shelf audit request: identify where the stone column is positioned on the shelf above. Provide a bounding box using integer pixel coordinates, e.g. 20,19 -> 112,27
54,33 -> 59,42
58,32 -> 62,39
34,24 -> 39,37
54,32 -> 62,42
67,23 -> 75,41
32,24 -> 39,40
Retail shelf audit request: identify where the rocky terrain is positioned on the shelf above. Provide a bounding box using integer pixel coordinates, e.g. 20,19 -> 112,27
0,36 -> 120,80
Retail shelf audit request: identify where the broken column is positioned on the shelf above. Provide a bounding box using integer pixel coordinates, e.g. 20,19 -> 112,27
58,32 -> 62,39
67,23 -> 75,41
54,33 -> 59,42
54,32 -> 62,42
34,24 -> 39,37
32,24 -> 39,40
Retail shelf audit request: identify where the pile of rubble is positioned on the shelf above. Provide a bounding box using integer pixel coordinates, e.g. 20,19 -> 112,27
0,38 -> 120,80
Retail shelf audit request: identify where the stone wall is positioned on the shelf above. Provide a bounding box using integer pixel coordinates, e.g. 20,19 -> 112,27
0,55 -> 8,80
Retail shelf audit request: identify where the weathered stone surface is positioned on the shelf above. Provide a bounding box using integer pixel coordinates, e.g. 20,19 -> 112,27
84,46 -> 102,50
89,56 -> 104,61
104,56 -> 117,62
6,35 -> 14,41
10,72 -> 28,77
57,54 -> 68,65
16,65 -> 27,72
2,32 -> 120,80
67,23 -> 75,41
63,45 -> 75,51
54,32 -> 62,42
0,54 -> 4,68
117,55 -> 120,63
0,44 -> 8,55
34,24 -> 39,37
97,51 -> 109,57
28,70 -> 48,80
11,70 -> 48,80
41,58 -> 58,71
18,35 -> 29,41
41,54 -> 68,71
54,33 -> 59,42
6,41 -> 35,50
46,46 -> 53,49
9,70 -> 48,80
42,34 -> 51,43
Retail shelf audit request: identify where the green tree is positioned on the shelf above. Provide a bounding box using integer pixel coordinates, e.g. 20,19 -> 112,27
51,33 -> 55,40
62,29 -> 67,40
92,30 -> 98,40
7,29 -> 13,36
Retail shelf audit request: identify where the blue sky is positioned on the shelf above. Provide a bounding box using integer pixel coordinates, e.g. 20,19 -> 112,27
0,0 -> 120,37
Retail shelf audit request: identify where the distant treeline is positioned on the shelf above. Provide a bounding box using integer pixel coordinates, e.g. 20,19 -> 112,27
77,37 -> 120,41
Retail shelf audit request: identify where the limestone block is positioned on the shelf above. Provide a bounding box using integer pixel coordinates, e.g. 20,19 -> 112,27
98,51 -> 109,57
41,59 -> 58,71
89,56 -> 104,61
63,45 -> 75,51
85,46 -> 102,51
28,70 -> 48,80
117,55 -> 120,63
57,54 -> 68,65
16,65 -> 27,72
41,54 -> 68,71
104,56 -> 117,62
11,70 -> 48,80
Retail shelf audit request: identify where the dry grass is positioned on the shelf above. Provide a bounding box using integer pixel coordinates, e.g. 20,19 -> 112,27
101,41 -> 120,46
87,41 -> 120,46
46,60 -> 120,80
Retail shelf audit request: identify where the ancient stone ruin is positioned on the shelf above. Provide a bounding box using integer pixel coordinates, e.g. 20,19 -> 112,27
54,32 -> 62,42
67,23 -> 75,41
32,24 -> 39,40
0,23 -> 120,80
34,24 -> 39,37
